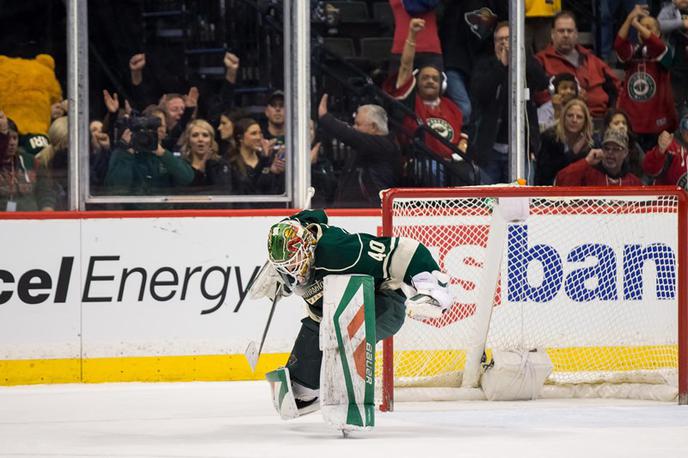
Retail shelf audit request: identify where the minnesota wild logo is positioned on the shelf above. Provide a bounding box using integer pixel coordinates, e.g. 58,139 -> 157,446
426,118 -> 455,141
627,72 -> 656,102
464,7 -> 498,40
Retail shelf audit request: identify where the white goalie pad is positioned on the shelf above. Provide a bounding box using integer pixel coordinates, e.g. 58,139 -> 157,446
320,275 -> 376,432
480,349 -> 553,401
265,367 -> 319,420
265,366 -> 298,420
248,261 -> 290,301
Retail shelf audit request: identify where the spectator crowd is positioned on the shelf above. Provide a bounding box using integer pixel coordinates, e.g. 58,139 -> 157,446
381,0 -> 688,189
2,0 -> 688,212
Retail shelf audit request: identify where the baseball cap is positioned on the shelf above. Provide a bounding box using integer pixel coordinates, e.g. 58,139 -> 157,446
266,90 -> 285,106
602,128 -> 628,149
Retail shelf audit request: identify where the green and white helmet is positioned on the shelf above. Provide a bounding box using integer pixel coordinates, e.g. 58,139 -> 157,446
267,220 -> 316,288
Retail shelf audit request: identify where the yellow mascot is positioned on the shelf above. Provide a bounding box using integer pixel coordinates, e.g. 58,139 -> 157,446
0,54 -> 63,154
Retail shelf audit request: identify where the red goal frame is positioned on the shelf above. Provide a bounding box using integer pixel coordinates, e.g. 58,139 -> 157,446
380,186 -> 688,410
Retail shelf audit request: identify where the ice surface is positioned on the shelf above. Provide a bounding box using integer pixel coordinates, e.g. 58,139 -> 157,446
0,381 -> 687,458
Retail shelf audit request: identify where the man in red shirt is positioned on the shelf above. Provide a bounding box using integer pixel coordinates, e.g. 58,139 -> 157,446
555,128 -> 642,186
383,18 -> 467,161
536,11 -> 621,120
643,115 -> 688,188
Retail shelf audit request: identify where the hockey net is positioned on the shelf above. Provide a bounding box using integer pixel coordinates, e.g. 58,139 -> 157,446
378,186 -> 688,409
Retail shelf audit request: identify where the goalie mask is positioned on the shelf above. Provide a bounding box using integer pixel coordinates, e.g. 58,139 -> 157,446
267,220 -> 316,288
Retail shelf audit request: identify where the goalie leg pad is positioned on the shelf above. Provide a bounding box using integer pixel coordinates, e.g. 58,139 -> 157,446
321,275 -> 376,431
286,317 -> 323,390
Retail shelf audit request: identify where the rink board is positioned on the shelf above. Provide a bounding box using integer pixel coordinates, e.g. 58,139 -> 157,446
0,207 -> 680,385
0,210 -> 380,385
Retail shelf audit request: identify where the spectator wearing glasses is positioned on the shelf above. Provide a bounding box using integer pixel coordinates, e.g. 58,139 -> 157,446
317,94 -> 401,208
594,109 -> 646,181
555,128 -> 641,186
439,0 -> 508,127
469,22 -> 548,184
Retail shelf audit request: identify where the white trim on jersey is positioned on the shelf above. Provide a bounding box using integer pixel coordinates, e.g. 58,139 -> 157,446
381,237 -> 419,292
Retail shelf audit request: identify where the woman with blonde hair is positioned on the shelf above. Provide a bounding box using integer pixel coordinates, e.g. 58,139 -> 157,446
179,119 -> 221,189
35,116 -> 69,210
534,98 -> 593,185
35,115 -> 69,169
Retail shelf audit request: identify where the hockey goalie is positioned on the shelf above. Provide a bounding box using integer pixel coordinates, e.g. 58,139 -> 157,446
250,209 -> 453,430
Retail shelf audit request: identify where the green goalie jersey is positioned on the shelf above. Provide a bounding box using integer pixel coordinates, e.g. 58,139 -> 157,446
288,209 -> 439,319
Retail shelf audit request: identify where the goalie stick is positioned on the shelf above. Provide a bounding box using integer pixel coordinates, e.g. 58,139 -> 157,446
245,283 -> 282,372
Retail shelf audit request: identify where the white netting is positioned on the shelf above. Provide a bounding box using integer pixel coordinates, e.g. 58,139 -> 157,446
378,190 -> 681,401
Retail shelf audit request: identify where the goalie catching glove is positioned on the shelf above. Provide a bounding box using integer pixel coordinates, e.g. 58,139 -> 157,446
405,270 -> 452,320
248,261 -> 293,301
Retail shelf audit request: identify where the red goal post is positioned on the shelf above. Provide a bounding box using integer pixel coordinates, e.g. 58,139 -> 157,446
380,186 -> 688,410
